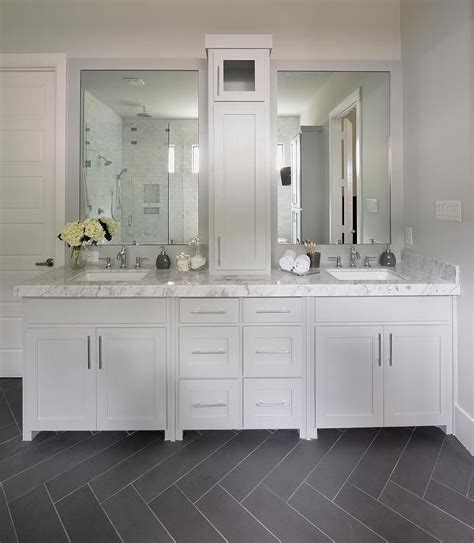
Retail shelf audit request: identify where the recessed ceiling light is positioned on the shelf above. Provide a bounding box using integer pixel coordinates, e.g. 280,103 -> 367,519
122,78 -> 145,86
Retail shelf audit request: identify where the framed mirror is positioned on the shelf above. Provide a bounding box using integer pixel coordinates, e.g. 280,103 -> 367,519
80,70 -> 199,245
277,71 -> 390,245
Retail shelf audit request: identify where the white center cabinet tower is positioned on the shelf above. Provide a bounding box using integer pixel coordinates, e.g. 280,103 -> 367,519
206,35 -> 272,274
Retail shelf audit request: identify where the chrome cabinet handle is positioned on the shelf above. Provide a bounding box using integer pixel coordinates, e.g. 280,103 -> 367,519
378,333 -> 382,367
256,349 -> 290,355
98,336 -> 103,369
192,401 -> 226,408
255,309 -> 290,314
256,401 -> 291,407
191,309 -> 226,315
87,336 -> 91,369
389,333 -> 393,366
35,257 -> 54,267
192,349 -> 226,355
217,237 -> 221,266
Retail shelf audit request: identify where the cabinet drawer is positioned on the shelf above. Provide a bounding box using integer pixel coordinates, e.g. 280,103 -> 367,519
179,379 -> 241,430
179,298 -> 239,324
179,327 -> 240,378
26,299 -> 167,325
243,298 -> 303,323
243,326 -> 303,377
315,297 -> 452,324
243,379 -> 302,429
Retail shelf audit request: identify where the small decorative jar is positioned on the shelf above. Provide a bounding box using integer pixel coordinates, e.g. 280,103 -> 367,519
190,236 -> 207,270
70,247 -> 86,269
176,252 -> 191,273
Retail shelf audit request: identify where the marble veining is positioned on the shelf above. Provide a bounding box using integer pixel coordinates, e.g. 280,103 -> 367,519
14,262 -> 460,298
401,248 -> 459,283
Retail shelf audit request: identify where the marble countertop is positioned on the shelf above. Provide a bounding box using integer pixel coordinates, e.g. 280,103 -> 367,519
13,263 -> 460,298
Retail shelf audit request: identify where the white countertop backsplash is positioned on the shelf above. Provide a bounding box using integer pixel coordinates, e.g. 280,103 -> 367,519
14,249 -> 460,298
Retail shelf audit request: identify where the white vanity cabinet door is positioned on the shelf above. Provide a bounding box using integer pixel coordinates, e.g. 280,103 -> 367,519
96,328 -> 167,431
25,328 -> 96,431
212,101 -> 269,274
210,49 -> 267,102
384,325 -> 451,427
315,326 -> 384,428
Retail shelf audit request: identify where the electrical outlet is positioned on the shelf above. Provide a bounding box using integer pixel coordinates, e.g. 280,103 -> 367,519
435,200 -> 462,222
405,226 -> 413,245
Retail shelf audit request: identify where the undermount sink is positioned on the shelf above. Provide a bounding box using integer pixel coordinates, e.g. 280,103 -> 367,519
327,268 -> 403,281
74,270 -> 149,282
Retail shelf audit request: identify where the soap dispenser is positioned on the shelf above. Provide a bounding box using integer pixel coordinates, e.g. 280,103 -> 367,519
380,245 -> 396,267
156,246 -> 171,270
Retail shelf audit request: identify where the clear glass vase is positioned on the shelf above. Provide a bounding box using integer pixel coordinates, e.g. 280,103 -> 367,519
70,246 -> 86,269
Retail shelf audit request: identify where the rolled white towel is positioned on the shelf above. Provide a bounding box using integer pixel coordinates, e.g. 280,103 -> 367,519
293,254 -> 311,274
279,249 -> 296,271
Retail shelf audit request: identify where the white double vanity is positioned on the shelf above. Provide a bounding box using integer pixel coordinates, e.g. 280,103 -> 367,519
15,35 -> 460,443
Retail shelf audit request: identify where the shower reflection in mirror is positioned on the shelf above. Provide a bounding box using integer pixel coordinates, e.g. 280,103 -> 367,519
277,71 -> 390,245
80,70 -> 199,245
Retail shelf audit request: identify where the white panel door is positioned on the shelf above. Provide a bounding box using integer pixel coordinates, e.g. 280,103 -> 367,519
213,102 -> 268,273
316,326 -> 384,428
0,70 -> 58,376
25,328 -> 96,430
384,325 -> 451,427
96,328 -> 167,430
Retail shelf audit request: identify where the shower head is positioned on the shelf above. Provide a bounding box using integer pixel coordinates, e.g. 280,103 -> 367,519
116,168 -> 128,180
98,155 -> 112,166
137,105 -> 152,118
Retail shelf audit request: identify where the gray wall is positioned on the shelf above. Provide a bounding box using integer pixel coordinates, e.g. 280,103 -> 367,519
401,0 -> 473,450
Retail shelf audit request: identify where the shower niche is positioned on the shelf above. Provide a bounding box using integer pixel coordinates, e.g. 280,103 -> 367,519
80,70 -> 199,245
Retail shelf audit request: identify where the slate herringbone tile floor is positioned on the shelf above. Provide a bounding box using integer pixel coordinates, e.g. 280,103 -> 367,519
0,378 -> 472,543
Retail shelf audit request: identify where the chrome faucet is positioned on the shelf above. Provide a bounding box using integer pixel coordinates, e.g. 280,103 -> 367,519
350,246 -> 360,268
116,245 -> 127,269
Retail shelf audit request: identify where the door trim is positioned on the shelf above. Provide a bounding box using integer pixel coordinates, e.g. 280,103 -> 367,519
0,53 -> 67,268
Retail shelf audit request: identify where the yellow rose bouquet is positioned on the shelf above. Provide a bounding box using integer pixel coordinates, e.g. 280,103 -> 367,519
58,218 -> 120,268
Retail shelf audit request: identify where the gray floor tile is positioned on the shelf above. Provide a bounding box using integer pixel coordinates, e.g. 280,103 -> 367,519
56,485 -> 121,543
0,423 -> 19,445
197,485 -> 278,543
47,431 -> 160,502
469,479 -> 474,500
9,485 -> 68,543
178,430 -> 270,502
0,379 -> 21,392
0,431 -> 91,482
0,432 -> 56,463
243,483 -> 331,543
264,428 -> 341,500
425,479 -> 474,528
221,429 -> 300,501
0,484 -> 16,543
134,430 -> 234,502
4,431 -> 126,503
102,484 -> 173,542
4,387 -> 22,430
335,482 -> 438,543
391,426 -> 445,496
92,431 -> 199,502
290,482 -> 384,543
432,435 -> 473,495
349,427 -> 412,497
0,394 -> 15,429
150,485 -> 225,543
381,480 -> 473,543
306,428 -> 377,499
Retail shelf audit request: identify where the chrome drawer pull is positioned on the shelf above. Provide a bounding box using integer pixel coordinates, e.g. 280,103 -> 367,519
191,309 -> 226,315
256,401 -> 292,407
98,336 -> 103,370
256,349 -> 290,355
255,308 -> 290,314
192,401 -> 227,408
389,333 -> 393,366
87,336 -> 91,370
192,349 -> 226,355
378,333 -> 382,367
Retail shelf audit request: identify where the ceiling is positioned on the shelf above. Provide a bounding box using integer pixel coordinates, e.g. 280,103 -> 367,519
81,70 -> 199,119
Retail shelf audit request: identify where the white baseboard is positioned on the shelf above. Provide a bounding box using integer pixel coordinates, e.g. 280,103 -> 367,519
454,404 -> 474,455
